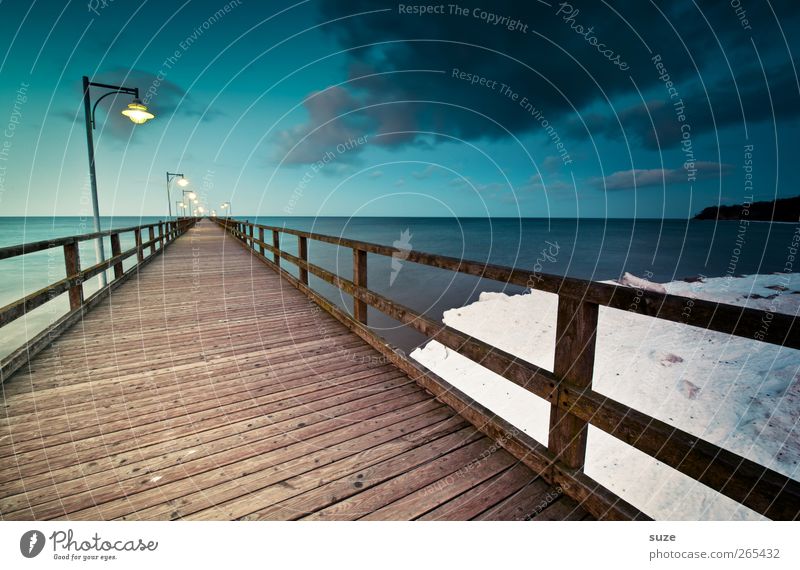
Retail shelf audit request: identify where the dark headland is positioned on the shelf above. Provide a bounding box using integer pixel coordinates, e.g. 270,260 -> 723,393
693,196 -> 800,222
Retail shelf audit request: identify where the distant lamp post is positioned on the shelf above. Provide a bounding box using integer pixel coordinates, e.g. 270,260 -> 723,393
176,201 -> 186,217
166,172 -> 189,220
220,201 -> 232,218
82,75 -> 155,287
180,189 -> 196,217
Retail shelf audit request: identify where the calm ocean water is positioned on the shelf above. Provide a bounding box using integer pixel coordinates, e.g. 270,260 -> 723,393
1,216 -> 798,355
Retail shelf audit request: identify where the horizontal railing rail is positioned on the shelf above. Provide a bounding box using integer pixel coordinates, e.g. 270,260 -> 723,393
215,217 -> 800,521
0,218 -> 196,381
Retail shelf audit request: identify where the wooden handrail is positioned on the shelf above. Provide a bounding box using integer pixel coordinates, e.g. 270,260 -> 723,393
0,219 -> 195,339
236,222 -> 799,350
215,217 -> 800,520
0,221 -> 170,260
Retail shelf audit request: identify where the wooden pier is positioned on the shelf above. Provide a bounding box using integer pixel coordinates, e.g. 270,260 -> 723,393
1,217 -> 799,521
0,220 -> 588,521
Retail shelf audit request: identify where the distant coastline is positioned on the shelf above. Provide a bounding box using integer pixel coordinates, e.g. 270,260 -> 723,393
694,196 -> 800,222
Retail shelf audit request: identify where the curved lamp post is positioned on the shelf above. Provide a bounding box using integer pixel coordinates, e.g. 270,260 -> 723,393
166,172 -> 189,220
82,75 -> 155,287
220,202 -> 232,218
181,190 -> 197,217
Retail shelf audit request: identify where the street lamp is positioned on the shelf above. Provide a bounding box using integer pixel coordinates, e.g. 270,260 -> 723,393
220,202 -> 232,218
166,172 -> 189,219
179,189 -> 196,217
175,201 -> 186,217
82,75 -> 155,287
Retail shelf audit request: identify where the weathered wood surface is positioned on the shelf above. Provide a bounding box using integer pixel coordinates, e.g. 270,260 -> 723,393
0,220 -> 587,521
223,220 -> 799,520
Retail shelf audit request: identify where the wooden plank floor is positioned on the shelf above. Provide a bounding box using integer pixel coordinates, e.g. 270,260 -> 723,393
0,220 -> 591,521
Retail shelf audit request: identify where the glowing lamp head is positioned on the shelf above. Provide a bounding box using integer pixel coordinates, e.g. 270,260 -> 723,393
177,177 -> 189,187
121,98 -> 155,124
187,191 -> 197,200
179,202 -> 186,208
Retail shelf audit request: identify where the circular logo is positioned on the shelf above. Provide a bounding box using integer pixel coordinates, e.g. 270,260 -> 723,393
19,530 -> 45,558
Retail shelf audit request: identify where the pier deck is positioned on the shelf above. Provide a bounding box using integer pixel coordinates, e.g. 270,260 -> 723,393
0,220 -> 588,521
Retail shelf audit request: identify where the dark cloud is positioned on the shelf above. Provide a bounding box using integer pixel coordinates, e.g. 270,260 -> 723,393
272,0 -> 800,164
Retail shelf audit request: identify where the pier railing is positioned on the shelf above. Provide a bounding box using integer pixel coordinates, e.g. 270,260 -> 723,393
215,217 -> 800,521
0,218 -> 195,381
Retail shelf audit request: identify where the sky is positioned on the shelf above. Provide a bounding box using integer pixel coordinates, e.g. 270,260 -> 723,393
0,0 -> 798,218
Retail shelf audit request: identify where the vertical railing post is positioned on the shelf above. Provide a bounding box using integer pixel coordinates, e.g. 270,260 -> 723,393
110,232 -> 123,280
298,236 -> 308,285
353,249 -> 367,324
272,230 -> 280,266
148,226 -> 156,256
258,227 -> 265,256
134,229 -> 144,263
158,222 -> 164,250
63,241 -> 83,310
548,297 -> 598,470
248,223 -> 254,249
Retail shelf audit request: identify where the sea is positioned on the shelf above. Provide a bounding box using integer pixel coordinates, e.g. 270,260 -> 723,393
1,216 -> 798,356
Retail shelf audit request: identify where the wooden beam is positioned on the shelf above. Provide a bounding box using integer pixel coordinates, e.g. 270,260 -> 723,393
148,226 -> 156,256
110,233 -> 123,280
272,230 -> 280,266
548,298 -> 598,469
561,388 -> 800,520
298,236 -> 308,285
134,229 -> 144,263
63,242 -> 83,311
244,223 -> 798,349
353,249 -> 367,325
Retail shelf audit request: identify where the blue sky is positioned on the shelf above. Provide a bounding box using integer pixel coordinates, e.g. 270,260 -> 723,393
0,0 -> 798,218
